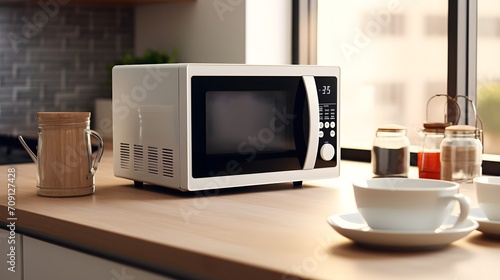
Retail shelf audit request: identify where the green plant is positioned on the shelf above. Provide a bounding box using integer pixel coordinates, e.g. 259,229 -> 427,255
104,48 -> 179,96
112,48 -> 179,66
478,83 -> 500,134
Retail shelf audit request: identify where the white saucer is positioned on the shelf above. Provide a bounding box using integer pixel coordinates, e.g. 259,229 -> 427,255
327,212 -> 478,250
469,208 -> 500,238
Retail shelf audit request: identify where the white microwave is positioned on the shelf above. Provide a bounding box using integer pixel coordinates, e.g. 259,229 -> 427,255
112,64 -> 340,191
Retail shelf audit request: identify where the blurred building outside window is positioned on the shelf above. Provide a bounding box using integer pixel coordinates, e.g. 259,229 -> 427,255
316,0 -> 499,156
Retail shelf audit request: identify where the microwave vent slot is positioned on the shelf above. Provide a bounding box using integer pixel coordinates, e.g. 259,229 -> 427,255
120,143 -> 174,179
133,144 -> 144,172
119,143 -> 130,169
162,148 -> 174,177
147,146 -> 159,175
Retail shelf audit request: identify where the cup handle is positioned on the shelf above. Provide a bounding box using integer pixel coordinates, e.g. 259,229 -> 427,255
448,193 -> 471,229
87,129 -> 104,178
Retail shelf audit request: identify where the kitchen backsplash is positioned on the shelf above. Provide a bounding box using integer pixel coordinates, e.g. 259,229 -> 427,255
0,2 -> 134,136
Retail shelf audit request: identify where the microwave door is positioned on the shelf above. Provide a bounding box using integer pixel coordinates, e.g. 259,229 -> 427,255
191,75 -> 323,178
302,76 -> 320,170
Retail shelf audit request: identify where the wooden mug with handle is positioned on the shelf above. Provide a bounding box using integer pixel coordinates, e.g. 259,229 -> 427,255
19,112 -> 104,197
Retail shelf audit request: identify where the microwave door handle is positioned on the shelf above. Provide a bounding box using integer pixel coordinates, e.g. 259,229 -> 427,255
302,76 -> 320,170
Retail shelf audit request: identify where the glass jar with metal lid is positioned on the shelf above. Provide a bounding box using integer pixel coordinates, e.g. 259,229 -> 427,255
372,124 -> 410,177
418,122 -> 451,179
440,125 -> 482,182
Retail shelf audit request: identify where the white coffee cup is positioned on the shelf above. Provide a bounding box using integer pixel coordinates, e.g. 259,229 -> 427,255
353,178 -> 470,231
473,176 -> 500,221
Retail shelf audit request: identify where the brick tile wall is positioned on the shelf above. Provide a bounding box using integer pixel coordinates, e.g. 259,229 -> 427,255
0,2 -> 134,136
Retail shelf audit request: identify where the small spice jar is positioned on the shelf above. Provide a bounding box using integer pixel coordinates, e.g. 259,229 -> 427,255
418,122 -> 450,179
440,125 -> 482,183
372,124 -> 410,177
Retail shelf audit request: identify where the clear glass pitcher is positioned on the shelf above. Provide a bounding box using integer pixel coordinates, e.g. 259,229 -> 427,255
418,94 -> 459,180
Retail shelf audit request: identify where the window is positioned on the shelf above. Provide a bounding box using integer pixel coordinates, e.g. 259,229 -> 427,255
477,0 -> 500,156
294,0 -> 500,175
315,0 -> 448,149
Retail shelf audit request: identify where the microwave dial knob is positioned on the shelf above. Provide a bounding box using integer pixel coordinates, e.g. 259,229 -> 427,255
320,143 -> 335,161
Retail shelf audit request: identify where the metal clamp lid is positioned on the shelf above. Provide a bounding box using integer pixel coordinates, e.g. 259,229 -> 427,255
445,124 -> 477,133
453,95 -> 484,148
424,94 -> 461,127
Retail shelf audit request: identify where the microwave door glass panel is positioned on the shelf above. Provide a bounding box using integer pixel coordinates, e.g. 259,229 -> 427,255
206,91 -> 294,155
191,76 -> 309,178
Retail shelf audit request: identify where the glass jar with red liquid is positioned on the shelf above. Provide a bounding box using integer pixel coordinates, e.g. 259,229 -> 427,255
418,122 -> 450,179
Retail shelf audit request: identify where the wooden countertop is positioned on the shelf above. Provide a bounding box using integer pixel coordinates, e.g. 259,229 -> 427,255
1,148 -> 500,279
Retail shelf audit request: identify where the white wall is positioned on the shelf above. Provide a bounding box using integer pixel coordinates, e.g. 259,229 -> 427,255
245,0 -> 292,64
135,0 -> 246,63
135,0 -> 291,64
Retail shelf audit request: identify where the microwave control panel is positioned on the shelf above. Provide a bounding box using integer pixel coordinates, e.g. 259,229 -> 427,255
315,77 -> 338,167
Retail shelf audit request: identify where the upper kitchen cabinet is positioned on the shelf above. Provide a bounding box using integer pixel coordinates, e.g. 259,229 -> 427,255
27,0 -> 194,6
135,0 -> 292,64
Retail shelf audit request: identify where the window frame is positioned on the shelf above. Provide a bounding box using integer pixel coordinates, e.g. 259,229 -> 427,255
293,0 -> 500,175
447,0 -> 477,125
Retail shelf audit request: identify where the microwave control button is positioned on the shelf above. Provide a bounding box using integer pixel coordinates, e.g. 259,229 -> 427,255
319,131 -> 324,138
330,130 -> 335,138
325,122 -> 330,129
319,122 -> 324,129
330,121 -> 336,128
320,143 -> 335,161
